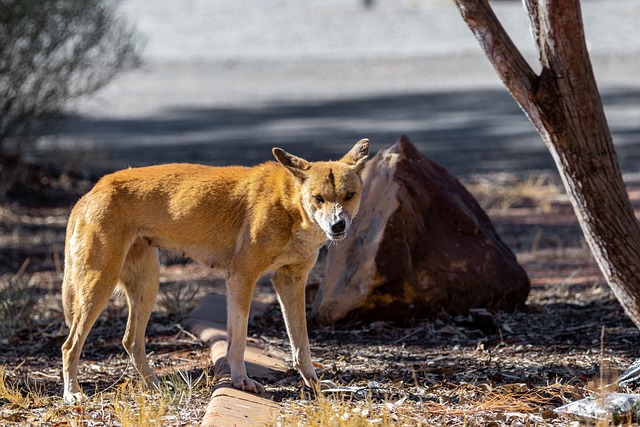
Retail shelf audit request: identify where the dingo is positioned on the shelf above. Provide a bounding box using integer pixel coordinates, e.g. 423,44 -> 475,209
61,139 -> 369,402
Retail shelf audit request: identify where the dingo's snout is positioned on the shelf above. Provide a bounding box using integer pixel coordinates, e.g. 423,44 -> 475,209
331,219 -> 346,234
329,219 -> 347,240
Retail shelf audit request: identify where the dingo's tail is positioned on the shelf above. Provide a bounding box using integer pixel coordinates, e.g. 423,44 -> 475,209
61,217 -> 77,326
62,275 -> 75,326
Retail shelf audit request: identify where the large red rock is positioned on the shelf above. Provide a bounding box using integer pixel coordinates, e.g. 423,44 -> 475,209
313,136 -> 530,323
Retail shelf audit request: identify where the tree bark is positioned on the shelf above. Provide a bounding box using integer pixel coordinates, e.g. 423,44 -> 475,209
454,0 -> 640,328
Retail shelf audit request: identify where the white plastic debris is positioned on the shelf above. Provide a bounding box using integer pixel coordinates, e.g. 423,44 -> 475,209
617,358 -> 640,388
320,381 -> 386,400
554,393 -> 640,424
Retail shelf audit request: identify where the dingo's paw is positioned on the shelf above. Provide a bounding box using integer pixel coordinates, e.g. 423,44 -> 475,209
232,376 -> 265,394
63,390 -> 85,404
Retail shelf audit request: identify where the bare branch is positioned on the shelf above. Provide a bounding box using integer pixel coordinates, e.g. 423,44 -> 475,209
523,0 -> 547,66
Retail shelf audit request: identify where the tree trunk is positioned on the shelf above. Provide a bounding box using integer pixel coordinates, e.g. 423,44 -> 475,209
454,0 -> 640,328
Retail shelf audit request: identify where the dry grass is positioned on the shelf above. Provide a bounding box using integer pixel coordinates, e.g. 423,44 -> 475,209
270,382 -> 580,426
465,173 -> 565,214
0,367 -> 29,410
0,365 -> 216,426
157,281 -> 201,320
0,259 -> 38,344
113,381 -> 167,427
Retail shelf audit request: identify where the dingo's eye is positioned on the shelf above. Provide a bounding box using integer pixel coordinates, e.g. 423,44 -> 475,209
345,192 -> 355,201
313,195 -> 325,203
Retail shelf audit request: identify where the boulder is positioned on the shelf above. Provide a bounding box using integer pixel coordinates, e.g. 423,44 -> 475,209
313,135 -> 530,324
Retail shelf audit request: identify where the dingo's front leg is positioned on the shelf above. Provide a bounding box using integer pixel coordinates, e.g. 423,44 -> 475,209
225,270 -> 265,394
272,261 -> 318,389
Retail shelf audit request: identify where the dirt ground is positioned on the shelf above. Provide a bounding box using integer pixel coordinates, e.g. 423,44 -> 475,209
1,165 -> 640,426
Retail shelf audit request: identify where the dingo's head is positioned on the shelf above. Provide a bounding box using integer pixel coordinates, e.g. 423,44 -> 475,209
273,139 -> 369,241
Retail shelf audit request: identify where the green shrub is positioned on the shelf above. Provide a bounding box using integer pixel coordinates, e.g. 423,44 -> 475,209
0,0 -> 143,155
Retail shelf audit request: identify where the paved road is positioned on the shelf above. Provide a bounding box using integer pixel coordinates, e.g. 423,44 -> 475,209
37,0 -> 640,179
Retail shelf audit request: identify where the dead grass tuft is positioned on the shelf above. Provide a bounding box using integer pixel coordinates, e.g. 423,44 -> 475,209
157,282 -> 201,319
0,366 -> 216,426
465,173 -> 565,214
113,380 -> 167,427
0,367 -> 29,409
0,259 -> 38,343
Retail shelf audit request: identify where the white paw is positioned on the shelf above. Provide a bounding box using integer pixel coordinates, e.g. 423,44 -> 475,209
63,390 -> 85,404
232,376 -> 265,394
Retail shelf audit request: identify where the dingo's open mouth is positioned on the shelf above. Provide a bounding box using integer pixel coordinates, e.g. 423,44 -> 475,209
329,232 -> 347,240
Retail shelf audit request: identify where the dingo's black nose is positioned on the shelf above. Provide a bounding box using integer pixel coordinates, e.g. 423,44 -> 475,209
331,220 -> 346,234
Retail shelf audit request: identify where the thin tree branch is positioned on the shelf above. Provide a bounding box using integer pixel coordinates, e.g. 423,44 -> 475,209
523,0 -> 547,67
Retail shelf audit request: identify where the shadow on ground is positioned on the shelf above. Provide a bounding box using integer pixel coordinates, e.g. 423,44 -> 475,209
46,87 -> 640,178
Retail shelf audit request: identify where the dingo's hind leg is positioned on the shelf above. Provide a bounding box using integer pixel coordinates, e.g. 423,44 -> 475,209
61,247 -> 122,403
119,241 -> 160,386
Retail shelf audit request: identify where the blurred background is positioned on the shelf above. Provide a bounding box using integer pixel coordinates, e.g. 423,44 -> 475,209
2,2 -> 640,423
17,0 -> 640,178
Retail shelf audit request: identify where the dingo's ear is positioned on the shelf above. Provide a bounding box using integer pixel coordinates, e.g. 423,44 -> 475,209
273,147 -> 311,180
340,138 -> 369,174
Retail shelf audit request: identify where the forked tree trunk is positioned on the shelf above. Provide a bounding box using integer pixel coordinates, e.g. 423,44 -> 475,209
453,0 -> 640,328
